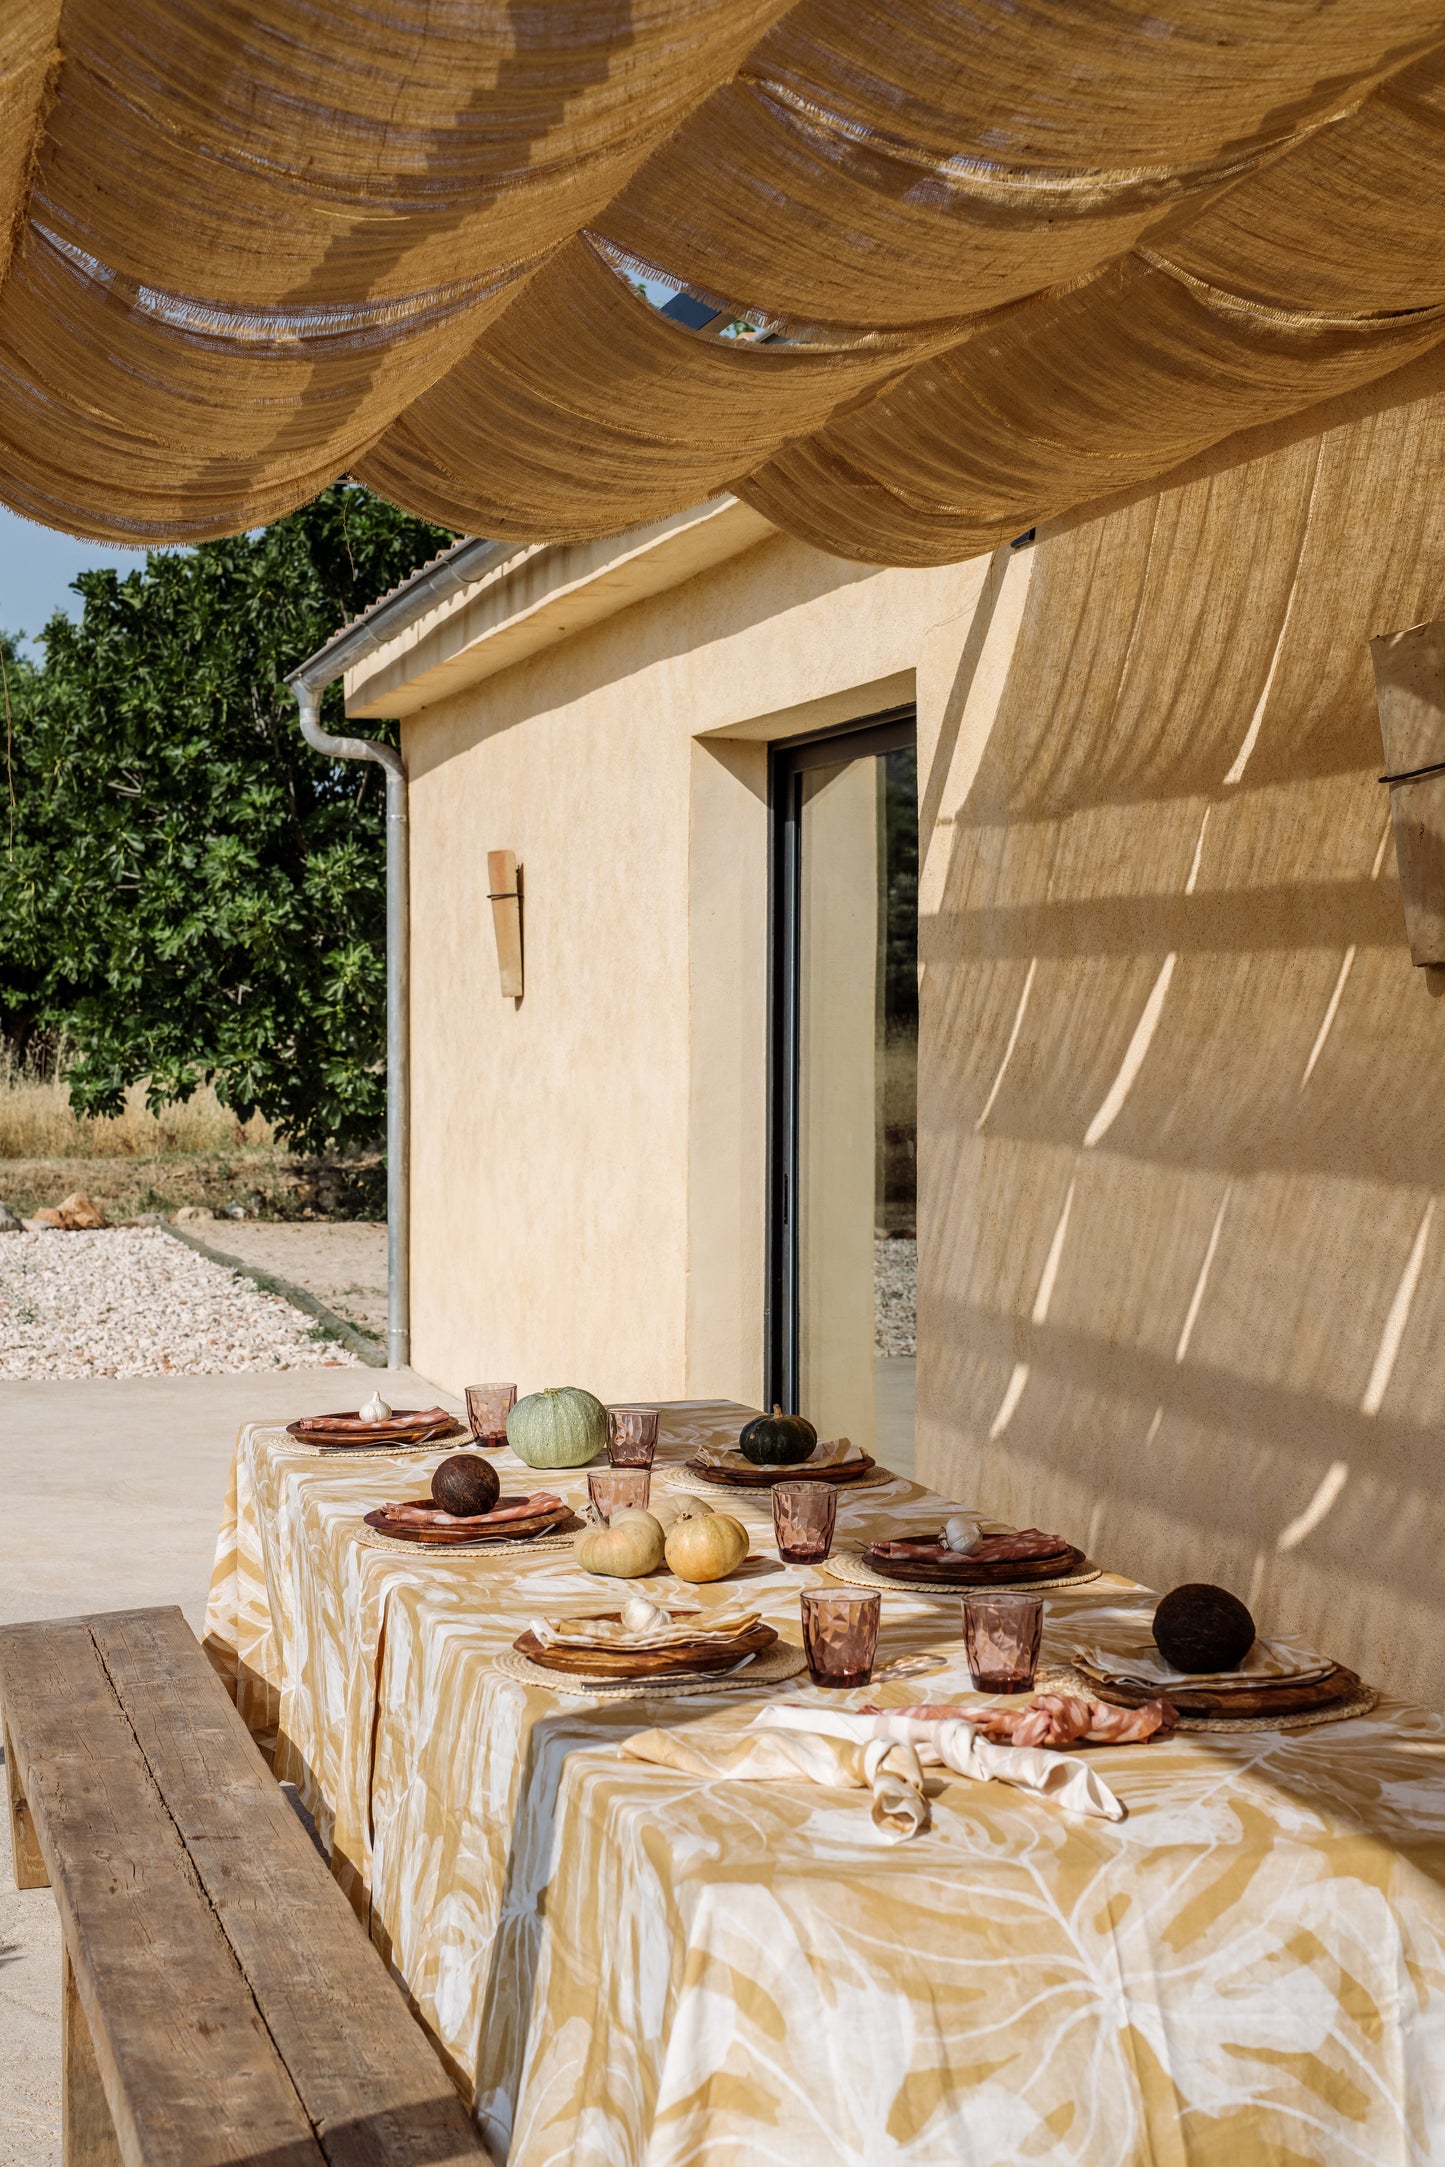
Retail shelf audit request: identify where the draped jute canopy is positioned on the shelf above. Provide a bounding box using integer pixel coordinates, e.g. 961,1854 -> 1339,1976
7,0 -> 1445,564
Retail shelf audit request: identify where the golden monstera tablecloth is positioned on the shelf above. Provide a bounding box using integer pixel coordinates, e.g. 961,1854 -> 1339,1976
205,1401 -> 1445,2166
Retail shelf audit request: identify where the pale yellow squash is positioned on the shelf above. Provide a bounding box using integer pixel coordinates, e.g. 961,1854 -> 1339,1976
664,1513 -> 749,1583
575,1512 -> 666,1578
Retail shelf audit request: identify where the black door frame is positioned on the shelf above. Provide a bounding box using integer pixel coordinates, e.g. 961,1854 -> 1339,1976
765,703 -> 918,1413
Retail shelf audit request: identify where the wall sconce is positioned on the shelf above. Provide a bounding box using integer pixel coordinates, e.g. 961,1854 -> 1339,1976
487,848 -> 523,1000
1369,618 -> 1445,976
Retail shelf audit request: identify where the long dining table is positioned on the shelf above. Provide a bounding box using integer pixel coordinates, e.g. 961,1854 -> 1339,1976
204,1399 -> 1445,2166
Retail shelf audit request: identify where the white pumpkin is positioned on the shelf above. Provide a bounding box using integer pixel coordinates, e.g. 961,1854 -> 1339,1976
575,1512 -> 666,1578
664,1513 -> 749,1584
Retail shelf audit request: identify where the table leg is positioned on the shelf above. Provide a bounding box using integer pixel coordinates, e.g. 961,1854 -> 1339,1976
63,1949 -> 122,2167
3,1719 -> 48,1890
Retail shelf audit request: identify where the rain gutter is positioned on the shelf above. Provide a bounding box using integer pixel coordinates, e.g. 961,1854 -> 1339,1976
286,538 -> 510,1369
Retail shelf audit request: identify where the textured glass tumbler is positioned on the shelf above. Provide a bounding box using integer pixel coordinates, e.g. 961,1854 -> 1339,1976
465,1384 -> 517,1447
800,1590 -> 880,1688
588,1467 -> 651,1522
962,1592 -> 1043,1694
607,1406 -> 659,1467
772,1481 -> 838,1564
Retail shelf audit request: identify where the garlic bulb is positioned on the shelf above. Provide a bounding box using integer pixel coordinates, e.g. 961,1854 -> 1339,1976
943,1513 -> 984,1554
359,1390 -> 392,1423
620,1594 -> 669,1636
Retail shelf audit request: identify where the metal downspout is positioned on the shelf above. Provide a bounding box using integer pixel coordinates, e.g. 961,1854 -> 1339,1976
290,681 -> 410,1369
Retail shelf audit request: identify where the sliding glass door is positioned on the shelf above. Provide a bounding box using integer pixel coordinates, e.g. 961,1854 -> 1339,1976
769,709 -> 918,1464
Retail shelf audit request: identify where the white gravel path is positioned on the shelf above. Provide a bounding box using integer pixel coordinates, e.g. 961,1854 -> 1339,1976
0,1227 -> 359,1379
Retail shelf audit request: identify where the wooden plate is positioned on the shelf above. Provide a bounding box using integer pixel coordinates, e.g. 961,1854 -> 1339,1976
288,1407 -> 462,1448
363,1493 -> 572,1545
514,1619 -> 779,1679
685,1452 -> 878,1489
863,1542 -> 1084,1586
1085,1662 -> 1362,1720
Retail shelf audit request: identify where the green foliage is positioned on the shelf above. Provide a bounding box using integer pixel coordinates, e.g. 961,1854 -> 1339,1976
0,484 -> 453,1153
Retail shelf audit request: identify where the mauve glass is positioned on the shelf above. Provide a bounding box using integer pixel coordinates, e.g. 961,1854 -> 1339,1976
465,1383 -> 517,1446
962,1592 -> 1043,1694
607,1406 -> 659,1467
800,1590 -> 880,1688
588,1467 -> 651,1522
772,1481 -> 838,1564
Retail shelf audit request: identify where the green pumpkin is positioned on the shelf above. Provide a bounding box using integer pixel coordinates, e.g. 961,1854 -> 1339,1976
507,1387 -> 608,1469
738,1404 -> 817,1467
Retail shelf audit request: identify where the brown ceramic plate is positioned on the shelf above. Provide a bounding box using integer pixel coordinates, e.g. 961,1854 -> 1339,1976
1085,1662 -> 1361,1721
514,1618 -> 779,1678
288,1406 -> 462,1448
364,1492 -> 573,1545
685,1451 -> 878,1489
861,1542 -> 1085,1586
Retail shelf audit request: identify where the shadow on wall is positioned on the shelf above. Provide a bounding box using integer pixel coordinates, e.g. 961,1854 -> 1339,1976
918,385 -> 1445,1706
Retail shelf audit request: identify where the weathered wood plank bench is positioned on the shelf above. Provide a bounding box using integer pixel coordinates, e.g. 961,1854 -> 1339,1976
0,1605 -> 489,2167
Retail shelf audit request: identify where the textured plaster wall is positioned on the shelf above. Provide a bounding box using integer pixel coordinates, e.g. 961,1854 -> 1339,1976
917,372 -> 1445,1708
402,534 -> 966,1404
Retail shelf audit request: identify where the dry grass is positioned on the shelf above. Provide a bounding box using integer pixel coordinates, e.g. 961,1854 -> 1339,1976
0,1057 -> 274,1160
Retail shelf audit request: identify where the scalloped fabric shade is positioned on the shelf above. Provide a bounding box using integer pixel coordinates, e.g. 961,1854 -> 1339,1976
6,0 -> 1445,562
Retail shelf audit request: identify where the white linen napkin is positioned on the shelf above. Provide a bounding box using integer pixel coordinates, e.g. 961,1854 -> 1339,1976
754,1704 -> 1126,1823
1072,1630 -> 1330,1694
529,1595 -> 760,1652
619,1724 -> 930,1841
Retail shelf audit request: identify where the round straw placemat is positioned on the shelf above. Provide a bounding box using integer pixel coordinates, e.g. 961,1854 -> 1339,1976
823,1547 -> 1103,1596
355,1514 -> 584,1559
1035,1664 -> 1381,1734
493,1641 -> 807,1699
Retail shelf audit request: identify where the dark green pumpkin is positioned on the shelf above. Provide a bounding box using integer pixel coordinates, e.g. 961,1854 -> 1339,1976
738,1404 -> 817,1467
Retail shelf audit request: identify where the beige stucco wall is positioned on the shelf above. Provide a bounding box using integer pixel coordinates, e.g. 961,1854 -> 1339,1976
917,370 -> 1445,1709
401,533 -> 970,1406
396,349 -> 1445,1706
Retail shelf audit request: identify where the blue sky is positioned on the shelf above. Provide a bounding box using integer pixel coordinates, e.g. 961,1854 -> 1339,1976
0,505 -> 160,656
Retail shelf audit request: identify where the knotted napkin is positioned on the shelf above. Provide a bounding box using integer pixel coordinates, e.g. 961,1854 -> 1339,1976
621,1723 -> 930,1840
621,1701 -> 1124,1842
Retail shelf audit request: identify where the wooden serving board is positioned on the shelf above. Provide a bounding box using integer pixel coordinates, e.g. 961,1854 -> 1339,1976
513,1620 -> 778,1679
1086,1662 -> 1362,1720
862,1542 -> 1085,1587
685,1452 -> 878,1489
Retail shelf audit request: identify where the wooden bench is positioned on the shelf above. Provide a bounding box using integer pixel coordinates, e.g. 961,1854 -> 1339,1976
0,1606 -> 489,2167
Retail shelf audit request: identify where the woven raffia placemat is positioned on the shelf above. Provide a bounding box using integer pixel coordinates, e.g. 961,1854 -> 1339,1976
823,1547 -> 1103,1597
493,1641 -> 808,1699
1035,1664 -> 1381,1734
355,1514 -> 585,1559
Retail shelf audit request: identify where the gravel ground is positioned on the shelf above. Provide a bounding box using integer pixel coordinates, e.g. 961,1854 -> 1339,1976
188,1219 -> 387,1340
0,1228 -> 359,1379
875,1235 -> 917,1356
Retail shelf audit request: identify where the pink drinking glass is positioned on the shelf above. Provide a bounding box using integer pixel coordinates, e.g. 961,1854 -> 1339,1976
587,1467 -> 651,1522
607,1406 -> 659,1467
772,1481 -> 838,1564
962,1592 -> 1043,1693
800,1590 -> 880,1688
465,1383 -> 517,1448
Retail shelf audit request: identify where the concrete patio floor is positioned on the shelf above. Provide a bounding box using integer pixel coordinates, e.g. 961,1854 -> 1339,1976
0,1363 -> 452,2167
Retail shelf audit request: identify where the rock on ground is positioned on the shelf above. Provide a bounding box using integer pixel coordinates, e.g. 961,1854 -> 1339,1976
0,1228 -> 359,1379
